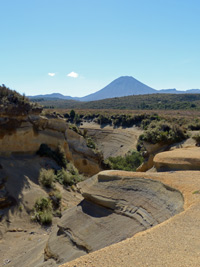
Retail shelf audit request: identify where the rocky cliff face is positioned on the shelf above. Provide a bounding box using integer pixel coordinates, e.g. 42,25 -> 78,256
0,113 -> 103,176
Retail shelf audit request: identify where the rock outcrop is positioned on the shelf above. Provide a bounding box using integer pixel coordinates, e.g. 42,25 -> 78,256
62,170 -> 200,267
0,113 -> 103,176
136,141 -> 168,172
65,128 -> 102,175
154,146 -> 200,171
45,170 -> 184,265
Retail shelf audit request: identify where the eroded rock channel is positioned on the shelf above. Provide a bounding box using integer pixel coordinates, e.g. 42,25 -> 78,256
45,170 -> 184,265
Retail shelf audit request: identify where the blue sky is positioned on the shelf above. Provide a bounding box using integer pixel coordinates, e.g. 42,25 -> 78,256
1,0 -> 200,96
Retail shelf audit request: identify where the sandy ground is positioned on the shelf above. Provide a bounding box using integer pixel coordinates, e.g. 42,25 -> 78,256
61,170 -> 200,267
80,122 -> 143,159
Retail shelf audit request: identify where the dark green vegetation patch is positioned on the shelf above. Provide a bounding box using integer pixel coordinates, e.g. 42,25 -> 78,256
32,93 -> 200,110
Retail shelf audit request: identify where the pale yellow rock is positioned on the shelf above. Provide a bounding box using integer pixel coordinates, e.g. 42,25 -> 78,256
154,146 -> 200,171
61,170 -> 200,267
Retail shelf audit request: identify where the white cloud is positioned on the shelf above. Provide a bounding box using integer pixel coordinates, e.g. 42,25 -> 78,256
48,73 -> 56,77
67,71 -> 79,78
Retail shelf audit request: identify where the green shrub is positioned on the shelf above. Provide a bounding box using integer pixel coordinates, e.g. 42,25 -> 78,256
97,115 -> 112,125
67,163 -> 79,175
107,150 -> 143,171
56,167 -> 83,186
74,113 -> 82,124
138,121 -> 188,147
86,137 -> 96,149
39,210 -> 53,224
56,168 -> 72,185
70,109 -> 76,120
54,145 -> 67,168
37,144 -> 67,168
39,168 -> 56,188
0,84 -> 40,115
188,119 -> 200,130
32,197 -> 53,225
69,124 -> 82,135
48,190 -> 62,209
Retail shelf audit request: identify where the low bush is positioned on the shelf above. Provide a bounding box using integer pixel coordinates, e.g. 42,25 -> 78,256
86,137 -> 96,149
56,167 -> 83,186
32,197 -> 53,225
54,145 -> 68,168
66,163 -> 79,175
38,168 -> 56,188
70,109 -> 76,121
37,144 -> 67,168
137,120 -> 188,150
97,115 -> 112,125
188,119 -> 200,130
107,150 -> 143,171
48,190 -> 62,209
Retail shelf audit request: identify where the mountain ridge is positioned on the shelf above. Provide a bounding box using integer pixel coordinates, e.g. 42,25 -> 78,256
29,76 -> 200,101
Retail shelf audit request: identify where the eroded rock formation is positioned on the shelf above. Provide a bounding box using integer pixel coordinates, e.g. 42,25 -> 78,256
0,113 -> 103,176
154,146 -> 200,171
45,170 -> 184,265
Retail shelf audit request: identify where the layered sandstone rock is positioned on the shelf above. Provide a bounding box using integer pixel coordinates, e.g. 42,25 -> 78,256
61,170 -> 200,267
0,114 -> 103,176
154,146 -> 200,171
45,170 -> 184,265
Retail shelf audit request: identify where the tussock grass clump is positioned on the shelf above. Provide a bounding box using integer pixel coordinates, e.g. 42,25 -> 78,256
32,197 -> 53,225
56,167 -> 83,186
39,169 -> 56,188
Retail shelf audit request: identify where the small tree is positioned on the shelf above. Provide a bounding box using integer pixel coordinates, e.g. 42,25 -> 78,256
70,109 -> 76,121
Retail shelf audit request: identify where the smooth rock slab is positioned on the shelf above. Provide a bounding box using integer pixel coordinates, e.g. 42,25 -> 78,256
45,170 -> 184,265
154,146 -> 200,171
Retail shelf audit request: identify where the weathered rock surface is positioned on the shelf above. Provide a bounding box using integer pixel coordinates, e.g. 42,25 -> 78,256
65,128 -> 103,175
0,115 -> 69,155
0,114 -> 103,175
62,170 -> 200,267
80,122 -> 143,159
0,155 -> 83,267
154,146 -> 200,171
46,170 -> 183,265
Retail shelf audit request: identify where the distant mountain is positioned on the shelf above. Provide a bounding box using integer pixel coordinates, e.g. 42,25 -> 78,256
29,76 -> 200,102
159,89 -> 180,94
80,76 -> 156,101
159,88 -> 200,94
29,93 -> 80,101
185,89 -> 200,93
